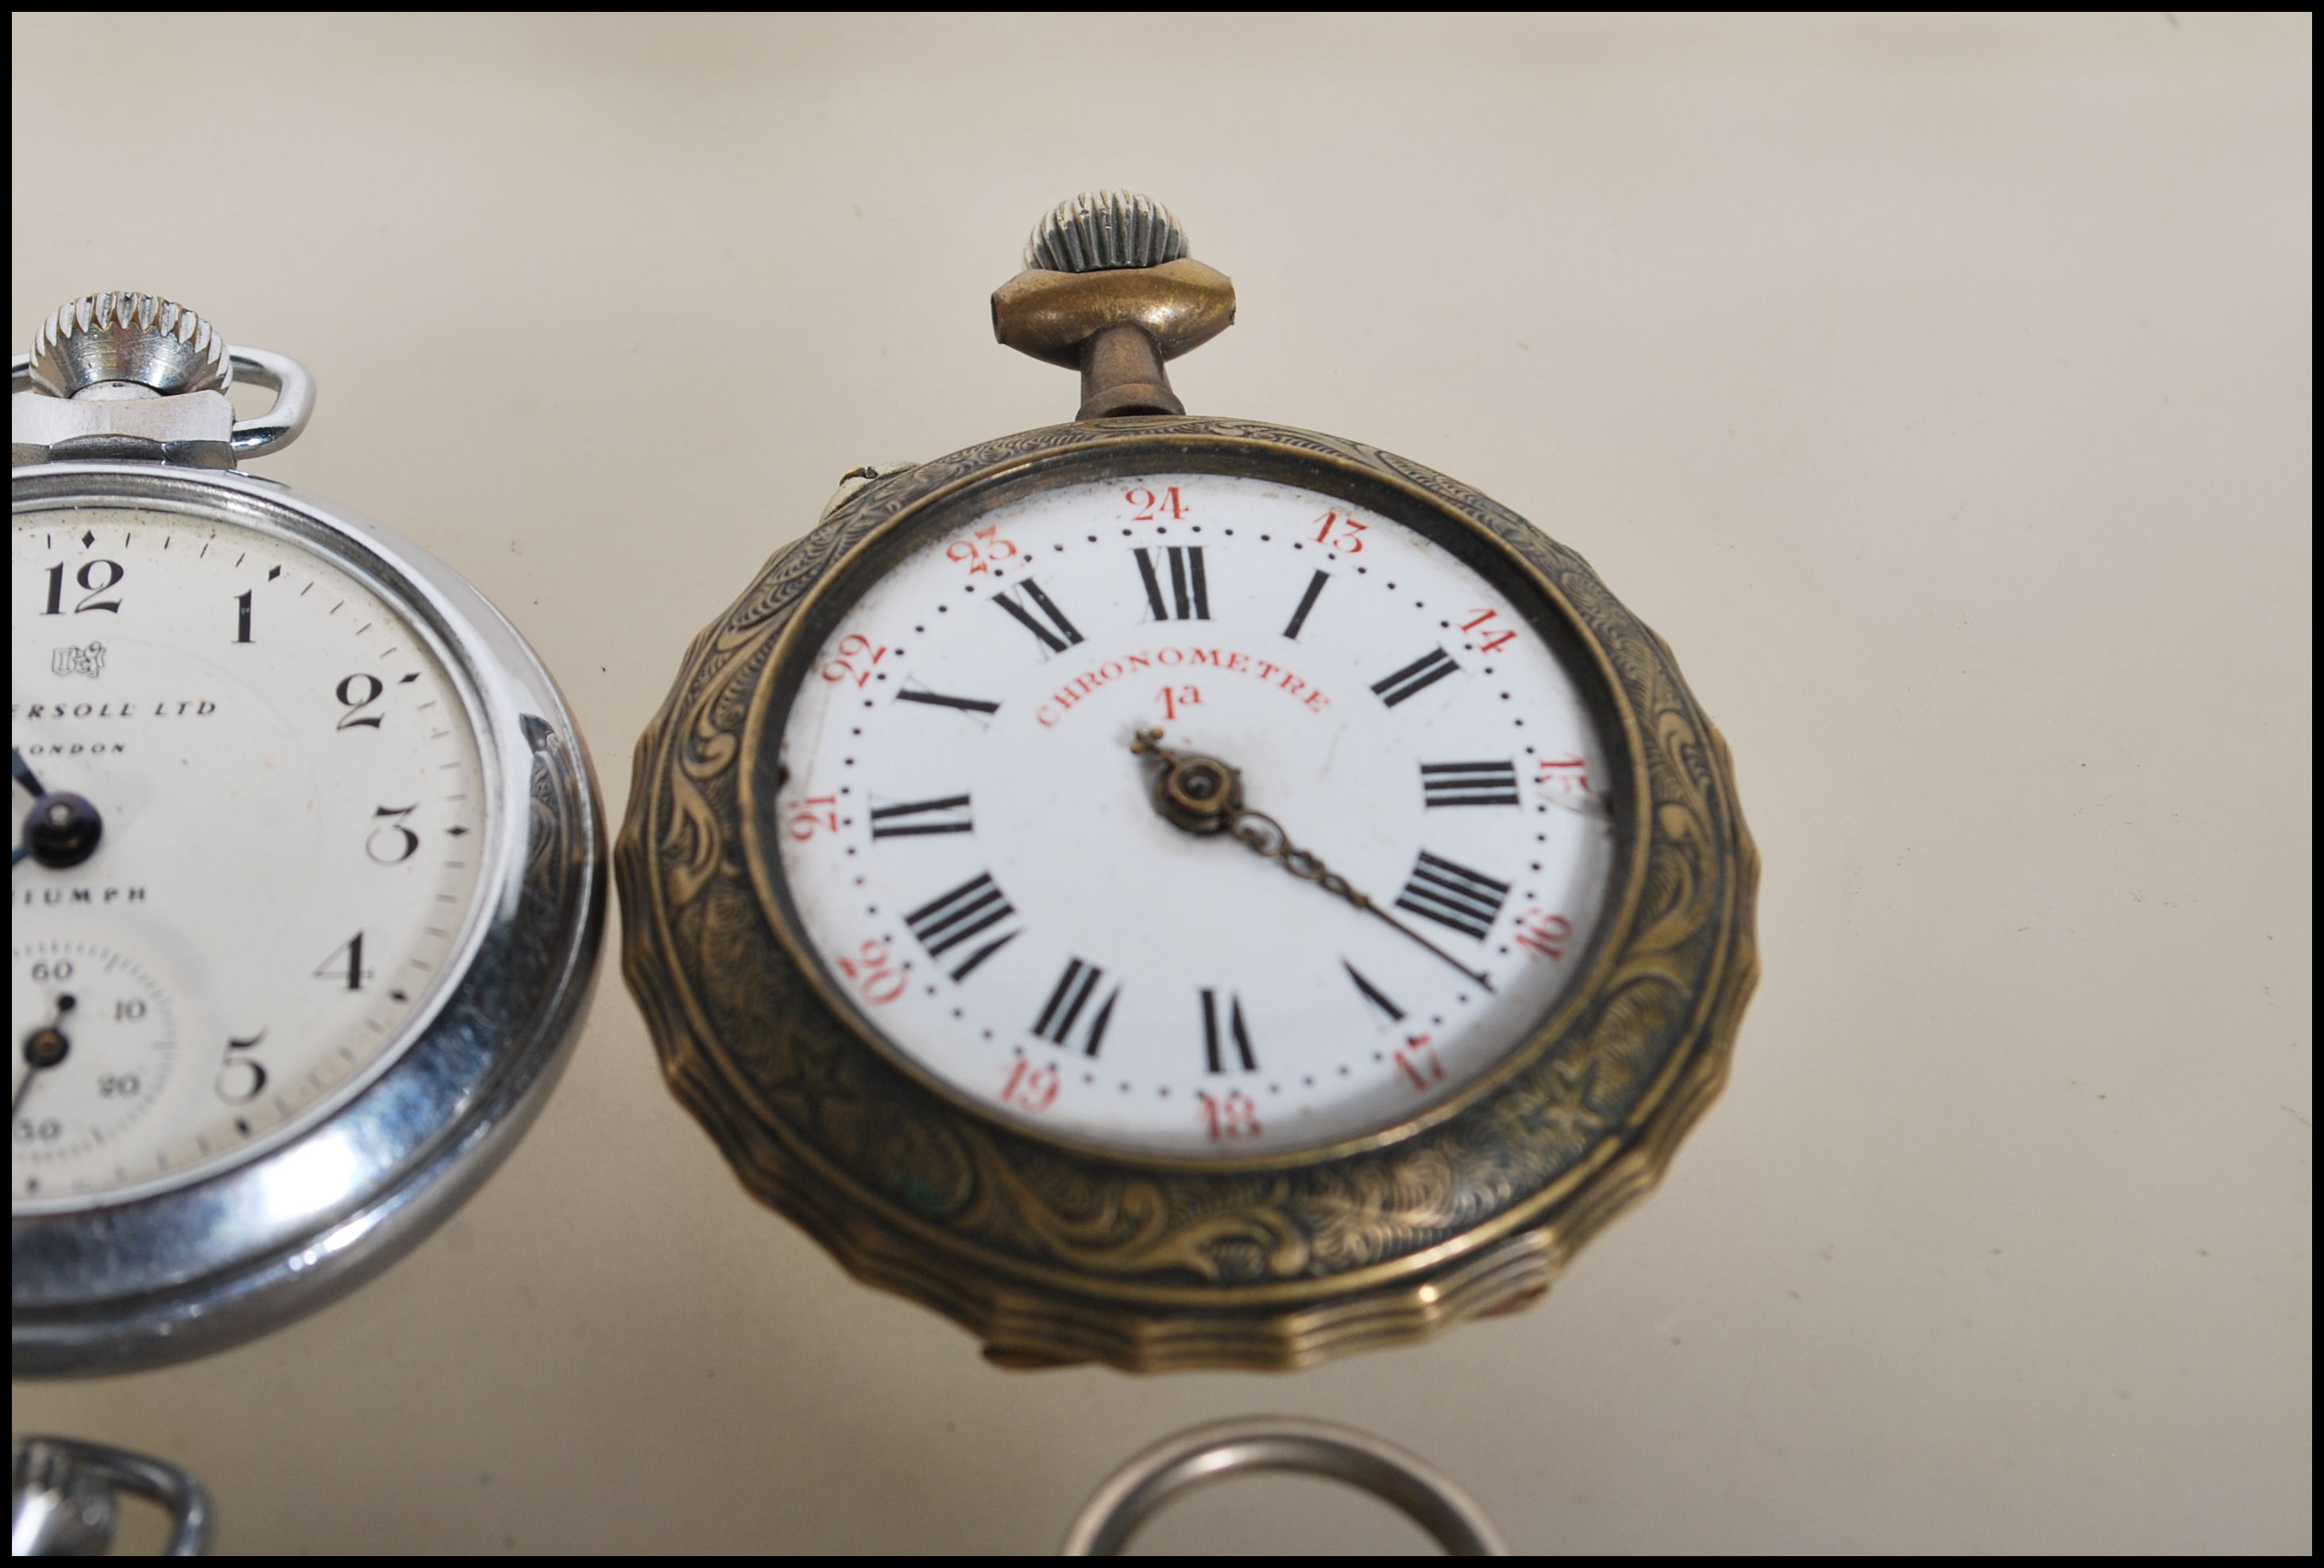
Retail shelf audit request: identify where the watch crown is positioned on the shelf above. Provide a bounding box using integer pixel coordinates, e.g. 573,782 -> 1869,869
1025,191 -> 1189,274
29,292 -> 230,400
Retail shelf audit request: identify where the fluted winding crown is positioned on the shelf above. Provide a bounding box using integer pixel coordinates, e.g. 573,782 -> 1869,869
29,292 -> 230,398
1025,192 -> 1188,274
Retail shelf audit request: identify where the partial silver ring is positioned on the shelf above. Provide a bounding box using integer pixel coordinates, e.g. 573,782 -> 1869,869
8,346 -> 314,459
10,1435 -> 211,1555
1058,1417 -> 1508,1555
224,346 -> 314,456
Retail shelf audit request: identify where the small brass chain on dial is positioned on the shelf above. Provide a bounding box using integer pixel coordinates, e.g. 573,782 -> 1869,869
1132,729 -> 1495,991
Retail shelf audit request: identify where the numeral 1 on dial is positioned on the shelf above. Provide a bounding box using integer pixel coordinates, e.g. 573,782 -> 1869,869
1282,570 -> 1330,640
895,685 -> 1001,716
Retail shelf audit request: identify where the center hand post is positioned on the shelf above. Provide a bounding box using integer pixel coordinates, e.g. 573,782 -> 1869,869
1129,729 -> 1494,992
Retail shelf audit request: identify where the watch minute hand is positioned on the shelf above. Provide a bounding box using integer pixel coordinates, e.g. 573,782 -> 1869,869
1226,809 -> 1495,994
1129,728 -> 1495,994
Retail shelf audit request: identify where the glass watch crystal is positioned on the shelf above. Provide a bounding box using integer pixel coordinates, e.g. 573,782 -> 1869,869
620,196 -> 1758,1371
11,292 -> 604,1374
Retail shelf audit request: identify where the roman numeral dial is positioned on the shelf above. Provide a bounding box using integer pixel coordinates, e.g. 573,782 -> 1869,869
768,470 -> 1612,1158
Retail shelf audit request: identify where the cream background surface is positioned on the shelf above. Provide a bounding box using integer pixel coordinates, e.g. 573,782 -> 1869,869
10,14 -> 2310,1554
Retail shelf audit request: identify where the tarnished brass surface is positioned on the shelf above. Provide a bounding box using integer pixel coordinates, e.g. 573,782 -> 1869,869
1075,323 -> 1183,422
616,419 -> 1757,1372
990,258 -> 1235,370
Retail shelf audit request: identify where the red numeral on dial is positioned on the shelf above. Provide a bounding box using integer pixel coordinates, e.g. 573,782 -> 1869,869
1514,910 -> 1573,962
946,522 -> 1021,576
1001,1058 -> 1060,1110
1198,1089 -> 1262,1142
821,632 -> 889,688
835,939 -> 908,1004
1394,1033 -> 1446,1092
784,794 -> 840,840
1461,608 -> 1518,655
1125,485 -> 1188,522
1313,511 -> 1366,553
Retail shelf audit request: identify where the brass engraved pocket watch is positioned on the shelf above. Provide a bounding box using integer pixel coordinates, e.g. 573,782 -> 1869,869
12,294 -> 605,1373
620,195 -> 1757,1370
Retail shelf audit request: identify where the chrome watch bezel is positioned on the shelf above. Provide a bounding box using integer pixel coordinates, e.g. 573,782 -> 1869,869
11,462 -> 605,1376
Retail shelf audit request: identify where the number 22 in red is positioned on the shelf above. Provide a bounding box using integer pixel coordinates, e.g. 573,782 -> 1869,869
820,632 -> 887,688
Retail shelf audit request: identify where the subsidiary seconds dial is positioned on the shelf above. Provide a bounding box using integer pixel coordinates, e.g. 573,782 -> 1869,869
774,473 -> 1616,1157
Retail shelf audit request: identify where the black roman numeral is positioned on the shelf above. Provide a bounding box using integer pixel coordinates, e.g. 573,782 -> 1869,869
1372,647 -> 1460,708
895,685 -> 1001,715
1032,958 -> 1120,1056
1201,988 -> 1258,1073
1282,570 -> 1330,640
1343,961 -> 1405,1022
1420,760 -> 1519,808
903,872 -> 1021,980
1133,546 -> 1210,621
869,794 -> 973,839
993,578 -> 1084,654
1393,852 -> 1511,941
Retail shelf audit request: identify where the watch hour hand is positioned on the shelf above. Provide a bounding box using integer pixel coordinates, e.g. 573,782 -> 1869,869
14,747 -> 43,860
13,747 -> 45,799
1129,728 -> 1495,993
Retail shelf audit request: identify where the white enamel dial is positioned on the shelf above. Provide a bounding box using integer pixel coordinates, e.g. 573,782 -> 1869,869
775,473 -> 1616,1157
12,506 -> 489,1207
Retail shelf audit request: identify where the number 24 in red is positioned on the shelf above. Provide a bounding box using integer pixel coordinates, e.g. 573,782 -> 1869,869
1126,486 -> 1187,521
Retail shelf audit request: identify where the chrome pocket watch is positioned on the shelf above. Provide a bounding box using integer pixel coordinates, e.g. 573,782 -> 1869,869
11,294 -> 605,1374
620,195 -> 1757,1371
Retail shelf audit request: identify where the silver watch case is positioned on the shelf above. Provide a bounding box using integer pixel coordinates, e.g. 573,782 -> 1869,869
11,461 -> 605,1377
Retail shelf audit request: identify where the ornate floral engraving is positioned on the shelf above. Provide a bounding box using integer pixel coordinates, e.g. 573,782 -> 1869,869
616,419 -> 1758,1370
